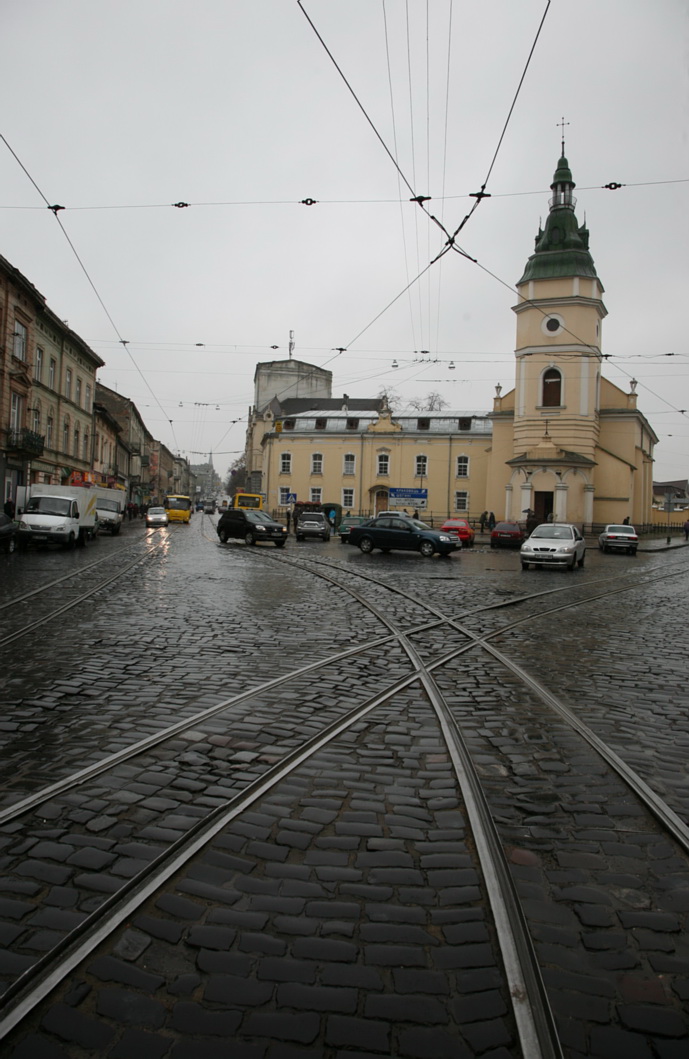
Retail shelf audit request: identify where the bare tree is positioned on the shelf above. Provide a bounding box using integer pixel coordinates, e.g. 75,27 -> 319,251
376,386 -> 402,412
407,391 -> 449,412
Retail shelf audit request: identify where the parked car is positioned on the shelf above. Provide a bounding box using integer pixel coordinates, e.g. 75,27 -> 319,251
490,521 -> 525,548
348,514 -> 457,557
295,511 -> 330,542
217,508 -> 287,547
146,506 -> 169,528
339,515 -> 369,543
0,513 -> 17,554
439,518 -> 475,547
599,524 -> 638,555
520,523 -> 586,570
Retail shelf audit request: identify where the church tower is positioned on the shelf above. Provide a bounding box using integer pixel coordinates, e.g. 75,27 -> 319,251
506,151 -> 608,526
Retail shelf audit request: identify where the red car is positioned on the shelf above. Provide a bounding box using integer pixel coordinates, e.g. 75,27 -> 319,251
439,518 -> 475,547
490,521 -> 525,548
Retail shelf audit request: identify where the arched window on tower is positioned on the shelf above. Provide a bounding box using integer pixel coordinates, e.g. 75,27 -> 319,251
541,367 -> 562,408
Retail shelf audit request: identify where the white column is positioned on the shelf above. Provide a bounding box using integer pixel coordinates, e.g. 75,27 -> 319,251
584,485 -> 595,533
504,483 -> 513,520
554,483 -> 568,521
520,482 -> 533,520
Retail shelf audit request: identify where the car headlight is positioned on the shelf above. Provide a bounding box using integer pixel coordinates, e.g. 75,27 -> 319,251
438,535 -> 451,542
256,525 -> 266,532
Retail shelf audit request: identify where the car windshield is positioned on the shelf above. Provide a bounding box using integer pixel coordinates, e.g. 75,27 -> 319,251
247,511 -> 273,524
531,525 -> 574,540
606,525 -> 634,534
26,497 -> 71,517
148,507 -> 165,515
98,499 -> 120,512
495,523 -> 519,531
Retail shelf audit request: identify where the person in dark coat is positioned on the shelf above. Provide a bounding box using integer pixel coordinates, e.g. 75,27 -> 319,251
488,512 -> 496,530
3,497 -> 15,520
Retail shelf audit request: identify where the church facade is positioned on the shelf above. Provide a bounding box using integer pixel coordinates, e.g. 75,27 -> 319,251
245,154 -> 656,529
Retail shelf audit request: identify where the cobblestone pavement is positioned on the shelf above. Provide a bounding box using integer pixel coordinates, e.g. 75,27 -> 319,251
1,516 -> 688,1056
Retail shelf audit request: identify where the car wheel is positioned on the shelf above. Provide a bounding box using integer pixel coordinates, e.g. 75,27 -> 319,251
296,534 -> 304,541
65,533 -> 76,550
358,536 -> 374,554
567,557 -> 576,571
6,538 -> 16,554
274,540 -> 285,548
629,548 -> 637,555
577,552 -> 585,567
419,540 -> 435,558
490,542 -> 496,549
244,532 -> 255,546
521,561 -> 529,570
219,529 -> 229,543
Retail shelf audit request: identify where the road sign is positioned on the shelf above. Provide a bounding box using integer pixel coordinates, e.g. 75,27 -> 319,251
389,487 -> 427,507
287,493 -> 297,504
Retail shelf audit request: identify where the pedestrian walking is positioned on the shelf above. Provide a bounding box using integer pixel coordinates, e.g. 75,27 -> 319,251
684,518 -> 689,542
412,510 -> 419,520
479,511 -> 487,533
488,512 -> 496,531
3,497 -> 15,520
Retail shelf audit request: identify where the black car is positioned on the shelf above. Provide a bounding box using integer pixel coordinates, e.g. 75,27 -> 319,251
217,508 -> 287,547
348,515 -> 457,557
0,513 -> 17,554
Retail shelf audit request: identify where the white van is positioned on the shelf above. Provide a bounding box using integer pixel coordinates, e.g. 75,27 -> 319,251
16,485 -> 98,550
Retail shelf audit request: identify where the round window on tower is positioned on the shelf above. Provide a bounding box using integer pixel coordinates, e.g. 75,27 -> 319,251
542,314 -> 564,335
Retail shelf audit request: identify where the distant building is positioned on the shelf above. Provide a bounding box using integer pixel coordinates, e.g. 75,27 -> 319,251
246,153 -> 657,530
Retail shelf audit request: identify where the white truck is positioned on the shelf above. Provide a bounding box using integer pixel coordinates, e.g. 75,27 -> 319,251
95,487 -> 126,535
16,485 -> 99,550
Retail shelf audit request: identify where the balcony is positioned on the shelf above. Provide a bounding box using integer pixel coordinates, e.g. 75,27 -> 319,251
5,428 -> 45,458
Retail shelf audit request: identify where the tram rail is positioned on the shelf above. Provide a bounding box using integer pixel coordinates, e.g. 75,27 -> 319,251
1,536 -> 689,1050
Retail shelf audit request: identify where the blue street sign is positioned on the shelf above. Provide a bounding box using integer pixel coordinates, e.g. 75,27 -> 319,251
389,488 -> 427,501
287,493 -> 297,503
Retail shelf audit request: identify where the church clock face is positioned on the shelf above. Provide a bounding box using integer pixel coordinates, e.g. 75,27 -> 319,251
542,314 -> 564,335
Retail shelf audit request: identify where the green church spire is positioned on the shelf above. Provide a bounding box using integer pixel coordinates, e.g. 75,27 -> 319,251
518,153 -> 598,283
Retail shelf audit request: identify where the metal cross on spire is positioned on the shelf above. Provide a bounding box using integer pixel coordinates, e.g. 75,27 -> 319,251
557,116 -> 570,154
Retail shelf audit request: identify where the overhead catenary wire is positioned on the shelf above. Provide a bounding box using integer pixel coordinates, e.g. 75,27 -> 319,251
0,131 -> 183,455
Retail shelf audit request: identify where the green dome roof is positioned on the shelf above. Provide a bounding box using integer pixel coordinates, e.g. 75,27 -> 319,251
518,153 -> 598,284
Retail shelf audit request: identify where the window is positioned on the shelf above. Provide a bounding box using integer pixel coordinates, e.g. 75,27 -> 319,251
377,454 -> 389,476
541,367 -> 562,407
63,418 -> 70,452
283,419 -> 295,431
10,393 -> 23,430
65,368 -> 72,401
456,456 -> 469,478
83,432 -> 90,461
35,347 -> 43,381
13,321 -> 27,361
32,407 -> 41,433
311,453 -> 323,474
315,418 -> 327,430
415,455 -> 427,477
417,418 -> 430,430
73,427 -> 80,457
76,377 -> 82,407
46,416 -> 54,447
279,486 -> 291,506
280,452 -> 292,473
346,418 -> 359,430
342,489 -> 354,509
458,417 -> 472,431
454,491 -> 469,512
310,488 -> 322,503
343,453 -> 355,475
49,358 -> 56,389
85,384 -> 92,411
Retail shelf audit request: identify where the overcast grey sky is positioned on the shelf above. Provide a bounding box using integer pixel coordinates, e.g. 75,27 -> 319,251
2,0 -> 687,480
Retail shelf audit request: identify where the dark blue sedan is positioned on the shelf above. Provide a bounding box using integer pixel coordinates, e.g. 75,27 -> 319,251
348,515 -> 457,557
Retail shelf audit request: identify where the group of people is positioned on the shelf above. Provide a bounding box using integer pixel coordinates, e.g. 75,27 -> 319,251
479,511 -> 496,533
126,502 -> 149,520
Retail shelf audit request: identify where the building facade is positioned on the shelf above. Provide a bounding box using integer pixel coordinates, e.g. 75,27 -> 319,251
248,153 -> 657,530
1,256 -> 105,505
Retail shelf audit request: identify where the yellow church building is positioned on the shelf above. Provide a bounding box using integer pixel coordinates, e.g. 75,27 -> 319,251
245,153 -> 656,530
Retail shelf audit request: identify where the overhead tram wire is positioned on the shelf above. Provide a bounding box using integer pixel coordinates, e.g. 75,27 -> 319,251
0,132 -> 182,454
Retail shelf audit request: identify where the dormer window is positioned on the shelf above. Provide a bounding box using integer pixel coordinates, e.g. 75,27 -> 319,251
458,417 -> 472,431
283,419 -> 295,431
417,418 -> 430,431
315,418 -> 327,430
346,418 -> 359,430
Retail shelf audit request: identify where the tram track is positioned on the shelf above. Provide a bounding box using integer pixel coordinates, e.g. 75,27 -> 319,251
1,539 -> 689,1051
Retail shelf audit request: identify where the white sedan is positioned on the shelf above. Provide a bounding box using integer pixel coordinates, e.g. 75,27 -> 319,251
599,524 -> 638,555
520,523 -> 586,571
